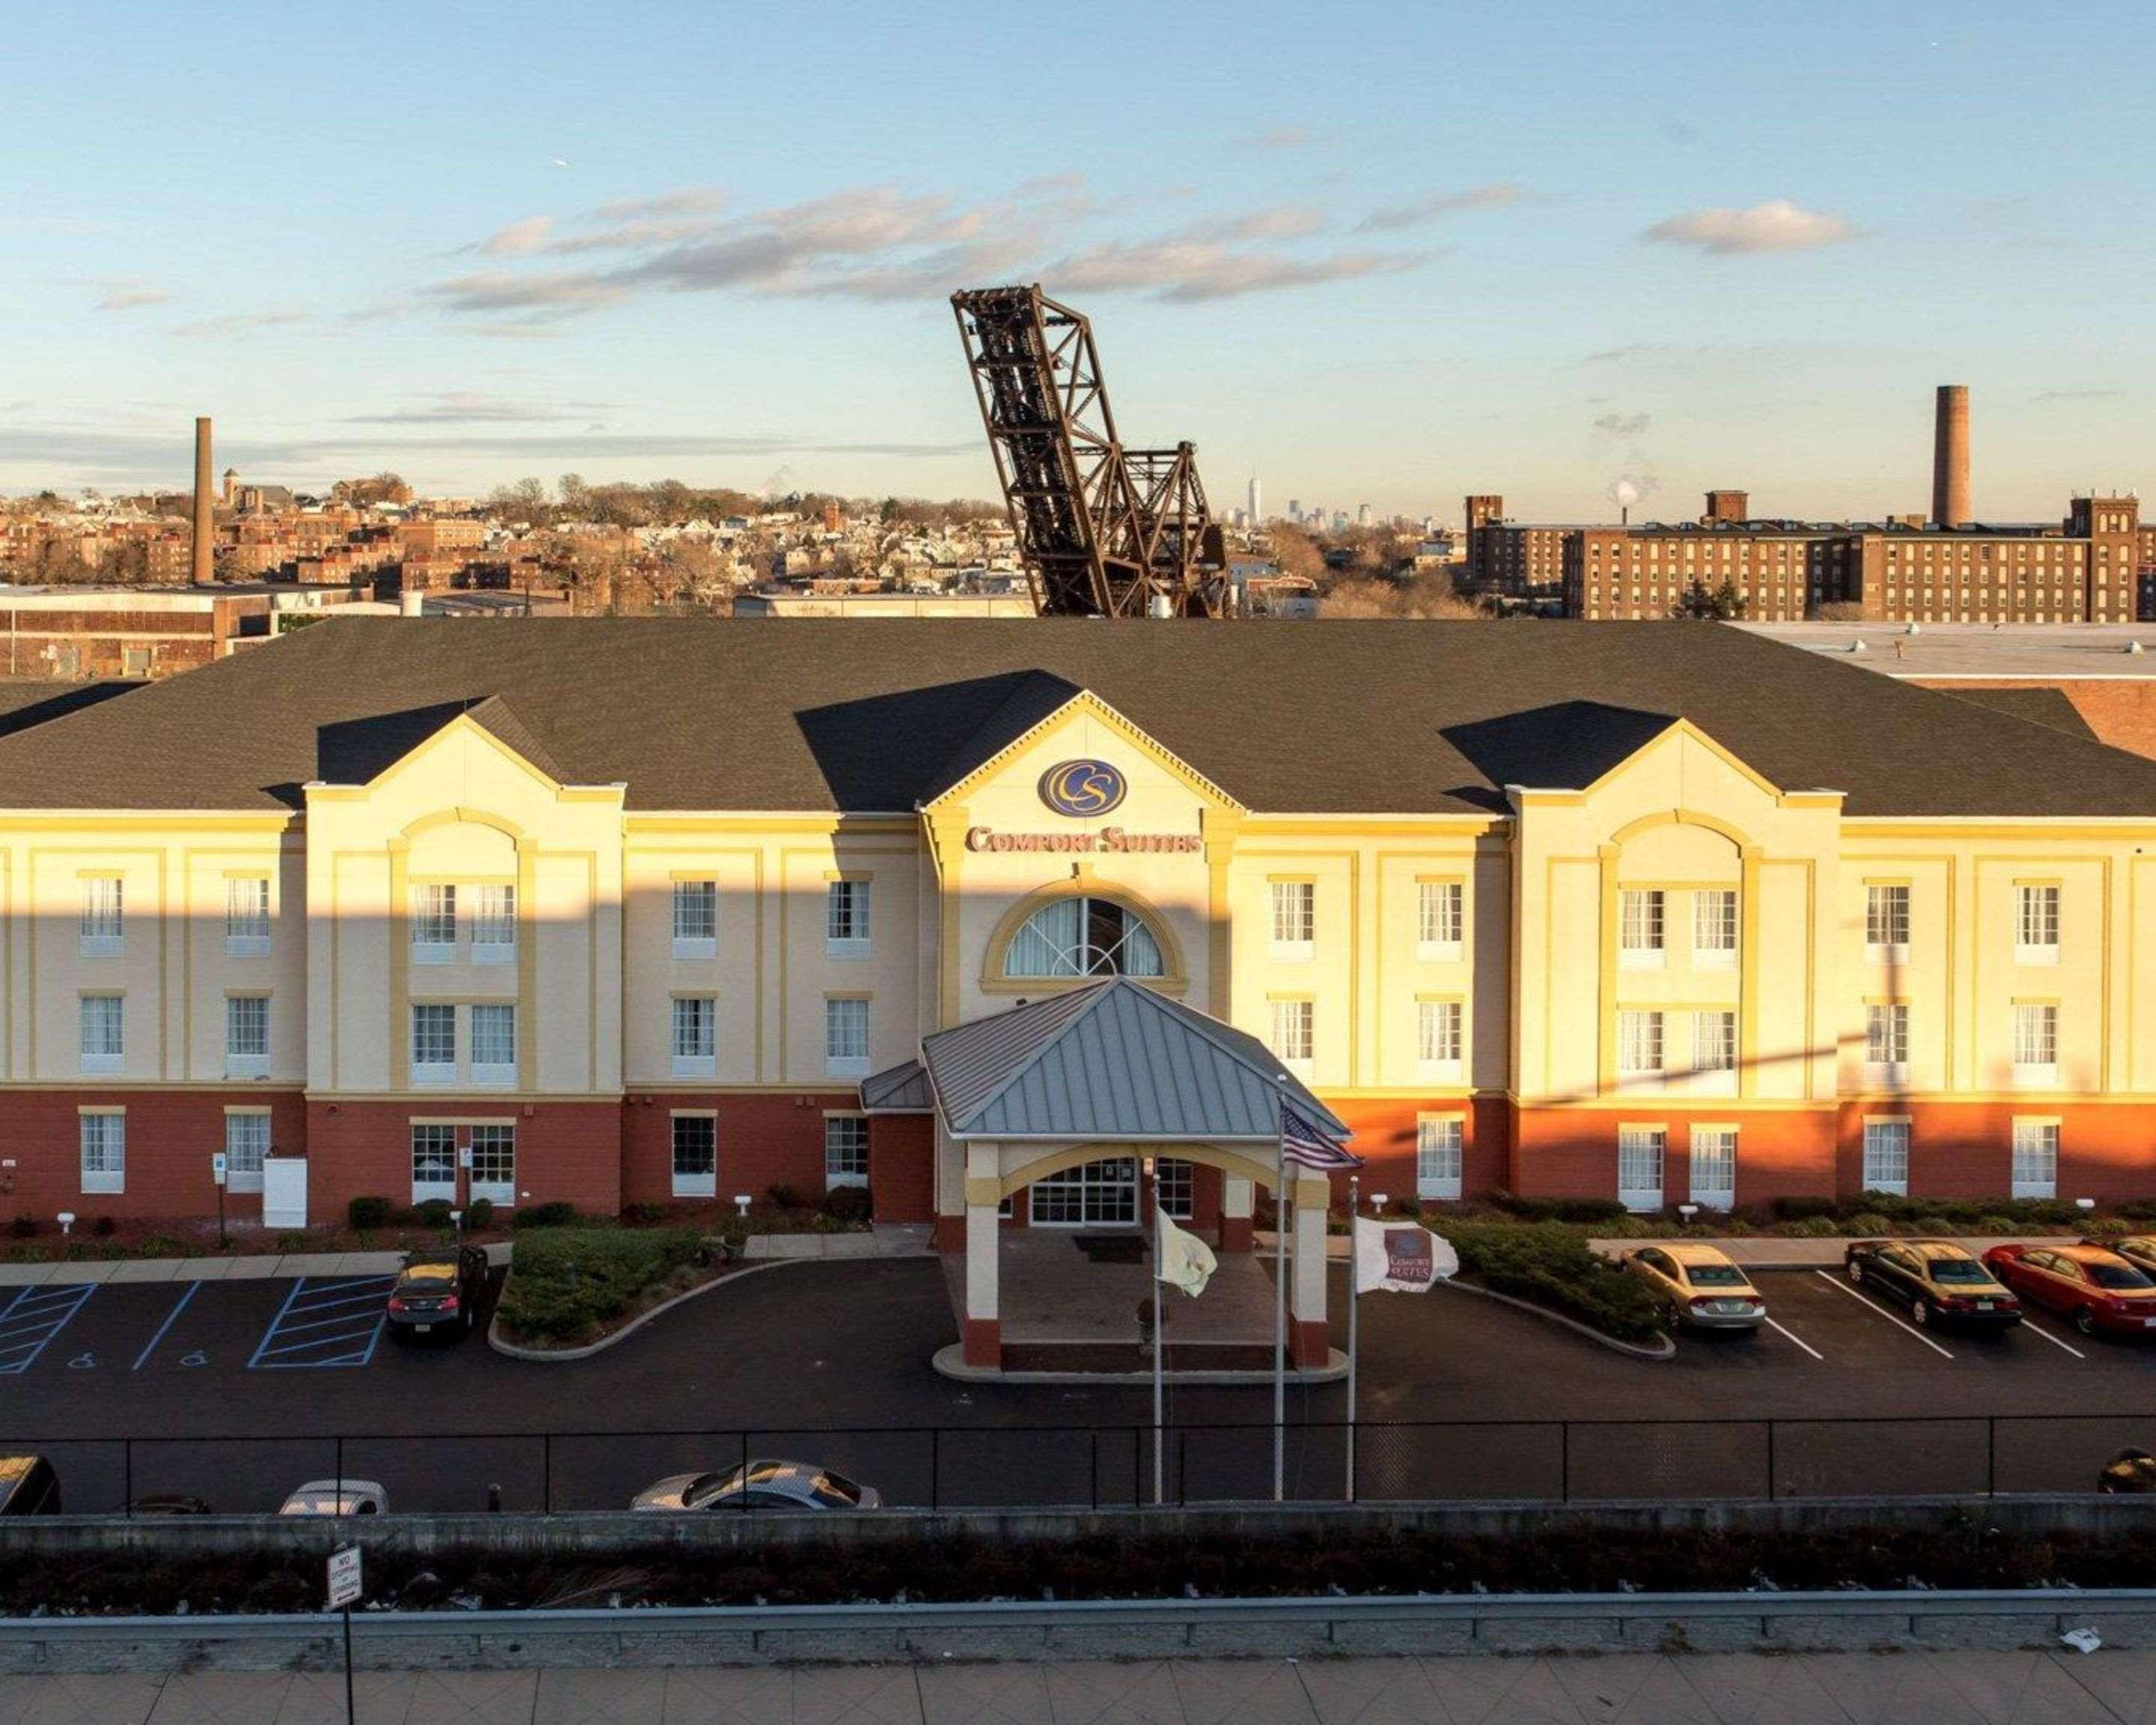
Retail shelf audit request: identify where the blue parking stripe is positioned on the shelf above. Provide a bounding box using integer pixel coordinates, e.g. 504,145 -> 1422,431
132,1282 -> 199,1371
248,1277 -> 392,1369
0,1283 -> 95,1375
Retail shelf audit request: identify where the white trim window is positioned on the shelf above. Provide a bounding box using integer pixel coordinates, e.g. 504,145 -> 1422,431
225,877 -> 271,958
1866,883 -> 1910,962
1417,880 -> 1464,961
1865,1002 -> 1909,1082
670,997 -> 716,1080
225,1111 -> 270,1195
79,993 -> 124,1076
1861,1119 -> 1910,1196
411,1003 -> 457,1085
2011,1119 -> 2059,1200
1616,1008 -> 1663,1081
1269,999 -> 1315,1073
1030,1157 -> 1138,1227
1616,1126 -> 1666,1211
1154,1156 -> 1194,1219
1618,889 -> 1665,970
411,1124 -> 457,1205
2012,1003 -> 2059,1088
2015,884 -> 2060,967
411,884 -> 457,964
1690,1011 -> 1737,1086
469,884 -> 516,964
823,1115 -> 869,1190
79,1111 -> 125,1195
1416,999 -> 1463,1079
824,997 -> 870,1078
470,1003 -> 517,1086
826,879 -> 871,958
671,1114 -> 718,1199
1692,890 -> 1737,970
1269,880 -> 1315,960
224,994 -> 270,1079
80,876 -> 124,957
1003,896 -> 1164,979
468,1124 -> 516,1206
672,879 -> 718,958
1416,1114 -> 1464,1202
1690,1127 -> 1738,1211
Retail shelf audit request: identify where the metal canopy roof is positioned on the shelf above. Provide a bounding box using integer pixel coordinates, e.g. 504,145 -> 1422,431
920,978 -> 1349,1143
859,1059 -> 932,1113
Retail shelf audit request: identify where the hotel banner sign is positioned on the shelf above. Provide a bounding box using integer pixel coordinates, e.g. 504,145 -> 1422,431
965,827 -> 1200,854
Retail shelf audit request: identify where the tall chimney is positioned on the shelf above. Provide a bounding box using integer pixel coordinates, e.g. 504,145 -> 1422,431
191,416 -> 214,585
1931,384 -> 1970,527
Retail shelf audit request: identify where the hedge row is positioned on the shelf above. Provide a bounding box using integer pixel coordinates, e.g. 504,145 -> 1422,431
1443,1221 -> 1664,1344
495,1226 -> 708,1343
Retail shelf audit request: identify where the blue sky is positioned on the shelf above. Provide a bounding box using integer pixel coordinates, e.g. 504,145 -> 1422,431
3,0 -> 2149,521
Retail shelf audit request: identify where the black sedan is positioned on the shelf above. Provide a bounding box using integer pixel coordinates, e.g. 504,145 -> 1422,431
386,1244 -> 490,1339
1842,1238 -> 2022,1330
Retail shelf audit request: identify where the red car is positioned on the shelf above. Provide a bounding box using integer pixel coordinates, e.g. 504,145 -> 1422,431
1982,1243 -> 2156,1338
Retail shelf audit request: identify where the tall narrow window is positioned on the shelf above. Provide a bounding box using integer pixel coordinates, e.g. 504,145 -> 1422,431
79,1112 -> 125,1194
1270,999 -> 1314,1069
80,876 -> 124,956
2012,1003 -> 2059,1086
1416,999 -> 1463,1074
79,994 -> 124,1075
1866,1003 -> 1910,1074
1866,883 -> 1910,958
1417,880 -> 1464,958
826,879 -> 871,954
2015,884 -> 2059,965
1416,1115 -> 1464,1202
470,884 -> 516,963
671,997 -> 716,1078
1690,1127 -> 1737,1210
823,1116 -> 869,1189
824,998 -> 870,1077
412,885 -> 456,962
1616,1008 -> 1663,1078
1154,1156 -> 1195,1219
225,877 -> 271,957
225,994 -> 270,1077
1269,880 -> 1315,957
672,1114 -> 717,1199
2011,1119 -> 2059,1199
1692,890 -> 1737,969
225,1111 -> 270,1194
1616,1126 -> 1666,1210
411,1124 -> 457,1204
672,880 -> 717,956
470,1003 -> 516,1084
468,1125 -> 516,1205
1862,1119 -> 1910,1195
1691,1010 -> 1737,1077
1618,889 -> 1665,969
411,1003 -> 457,1083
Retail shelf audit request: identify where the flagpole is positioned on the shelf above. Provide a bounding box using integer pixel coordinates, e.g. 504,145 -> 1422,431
1151,1188 -> 1165,1506
1273,1114 -> 1288,1503
1345,1173 -> 1359,1503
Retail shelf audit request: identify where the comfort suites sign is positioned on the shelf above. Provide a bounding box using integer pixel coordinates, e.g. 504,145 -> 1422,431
963,758 -> 1202,854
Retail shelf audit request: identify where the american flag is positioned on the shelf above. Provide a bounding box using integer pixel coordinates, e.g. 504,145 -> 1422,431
1279,1104 -> 1361,1171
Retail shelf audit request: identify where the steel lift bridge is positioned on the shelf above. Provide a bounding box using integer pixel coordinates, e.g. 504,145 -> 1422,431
954,285 -> 1230,618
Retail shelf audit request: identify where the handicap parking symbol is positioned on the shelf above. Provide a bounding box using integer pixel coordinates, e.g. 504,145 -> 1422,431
67,1352 -> 96,1369
180,1350 -> 208,1369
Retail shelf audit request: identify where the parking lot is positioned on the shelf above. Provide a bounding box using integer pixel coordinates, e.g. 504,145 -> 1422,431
5,1255 -> 2156,1513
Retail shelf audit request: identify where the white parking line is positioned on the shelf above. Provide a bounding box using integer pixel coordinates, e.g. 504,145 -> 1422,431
1813,1269 -> 1955,1359
1762,1315 -> 1824,1360
2019,1317 -> 2087,1359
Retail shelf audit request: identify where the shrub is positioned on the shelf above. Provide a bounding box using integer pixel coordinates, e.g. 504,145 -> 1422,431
412,1199 -> 454,1229
496,1226 -> 704,1342
1770,1196 -> 1839,1222
7,1216 -> 34,1240
1845,1211 -> 1895,1236
765,1184 -> 811,1212
623,1201 -> 669,1226
1490,1193 -> 1628,1225
1973,1214 -> 2016,1235
138,1232 -> 189,1257
513,1201 -> 579,1230
347,1196 -> 392,1232
1910,1214 -> 1952,1237
91,1215 -> 118,1238
1445,1221 -> 1662,1344
821,1184 -> 872,1225
1774,1216 -> 1840,1238
1391,1197 -> 1424,1220
464,1198 -> 495,1232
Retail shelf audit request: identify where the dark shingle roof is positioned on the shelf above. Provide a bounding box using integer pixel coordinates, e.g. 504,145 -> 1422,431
1938,686 -> 2098,741
0,679 -> 139,740
0,618 -> 2151,818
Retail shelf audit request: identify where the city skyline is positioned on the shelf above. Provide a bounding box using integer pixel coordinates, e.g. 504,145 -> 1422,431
3,0 -> 2149,518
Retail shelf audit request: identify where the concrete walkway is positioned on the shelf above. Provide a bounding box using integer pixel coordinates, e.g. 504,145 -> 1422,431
2,1647 -> 2148,1722
0,1243 -> 514,1287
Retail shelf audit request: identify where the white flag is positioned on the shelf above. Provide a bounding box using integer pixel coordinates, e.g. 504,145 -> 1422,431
1353,1217 -> 1457,1294
1156,1208 -> 1217,1297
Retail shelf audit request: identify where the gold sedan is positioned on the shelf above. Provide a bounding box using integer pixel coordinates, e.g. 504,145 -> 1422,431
1624,1242 -> 1767,1332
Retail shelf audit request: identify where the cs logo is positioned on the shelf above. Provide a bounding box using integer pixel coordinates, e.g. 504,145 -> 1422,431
1039,758 -> 1127,818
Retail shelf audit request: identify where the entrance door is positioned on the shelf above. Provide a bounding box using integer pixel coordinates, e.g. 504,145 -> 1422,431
469,1125 -> 517,1208
261,1156 -> 308,1229
1690,1128 -> 1737,1211
1616,1127 -> 1666,1212
1029,1157 -> 1139,1227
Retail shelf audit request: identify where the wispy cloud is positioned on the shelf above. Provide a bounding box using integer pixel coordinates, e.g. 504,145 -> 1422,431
172,310 -> 308,339
1356,182 -> 1523,233
1234,126 -> 1315,150
2032,389 -> 2124,403
1592,411 -> 1651,436
343,393 -> 615,425
477,215 -> 555,256
94,282 -> 172,311
1642,198 -> 1855,255
1047,240 -> 1424,303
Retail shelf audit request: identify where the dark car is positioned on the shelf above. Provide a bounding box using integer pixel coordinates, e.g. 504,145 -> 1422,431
1982,1242 -> 2156,1338
2098,1447 -> 2156,1494
1842,1238 -> 2022,1330
0,1455 -> 60,1516
2102,1235 -> 2156,1280
386,1245 -> 489,1339
631,1459 -> 883,1512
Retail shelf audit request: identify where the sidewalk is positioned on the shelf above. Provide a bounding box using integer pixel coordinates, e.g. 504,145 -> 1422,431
0,1242 -> 514,1288
0,1646 -> 2143,1723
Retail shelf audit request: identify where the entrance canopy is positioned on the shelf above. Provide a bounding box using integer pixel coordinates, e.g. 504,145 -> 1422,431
916,977 -> 1347,1143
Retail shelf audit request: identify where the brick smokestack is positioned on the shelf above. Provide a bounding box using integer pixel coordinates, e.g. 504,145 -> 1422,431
1931,384 -> 1970,527
191,416 -> 214,585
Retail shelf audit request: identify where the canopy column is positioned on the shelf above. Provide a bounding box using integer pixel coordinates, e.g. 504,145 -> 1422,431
1290,1174 -> 1331,1367
963,1140 -> 1002,1368
1220,1175 -> 1255,1253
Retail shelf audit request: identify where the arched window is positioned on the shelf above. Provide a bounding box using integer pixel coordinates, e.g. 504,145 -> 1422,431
1002,895 -> 1164,979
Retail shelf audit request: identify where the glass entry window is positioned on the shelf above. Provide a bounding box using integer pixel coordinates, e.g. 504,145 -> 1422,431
1029,1157 -> 1139,1228
1690,1128 -> 1737,1210
469,1125 -> 517,1206
1004,898 -> 1163,979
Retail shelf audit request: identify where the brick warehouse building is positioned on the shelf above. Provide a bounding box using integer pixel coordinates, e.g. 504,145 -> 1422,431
2,618 -> 2156,1366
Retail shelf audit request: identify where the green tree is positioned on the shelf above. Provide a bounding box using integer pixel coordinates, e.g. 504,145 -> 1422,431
1672,579 -> 1747,620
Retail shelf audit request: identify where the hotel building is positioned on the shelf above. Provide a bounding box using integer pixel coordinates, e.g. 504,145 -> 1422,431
1,618 -> 2154,1367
